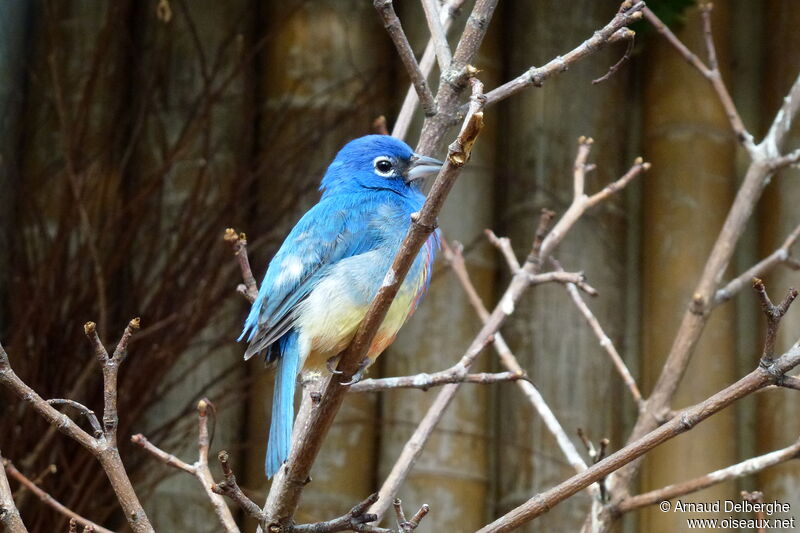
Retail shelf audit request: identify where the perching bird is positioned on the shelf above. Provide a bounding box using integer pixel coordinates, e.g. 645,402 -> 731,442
240,135 -> 443,477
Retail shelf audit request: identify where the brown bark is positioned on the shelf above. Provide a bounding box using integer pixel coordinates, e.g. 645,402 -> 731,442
495,2 -> 633,531
756,0 -> 800,517
640,4 -> 738,531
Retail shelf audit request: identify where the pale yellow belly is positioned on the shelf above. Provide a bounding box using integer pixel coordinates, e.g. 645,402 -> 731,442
298,288 -> 416,372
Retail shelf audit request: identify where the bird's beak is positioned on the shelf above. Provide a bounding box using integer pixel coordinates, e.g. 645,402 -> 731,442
405,153 -> 444,183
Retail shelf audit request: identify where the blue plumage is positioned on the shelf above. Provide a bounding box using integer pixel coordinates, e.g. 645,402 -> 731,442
240,135 -> 443,478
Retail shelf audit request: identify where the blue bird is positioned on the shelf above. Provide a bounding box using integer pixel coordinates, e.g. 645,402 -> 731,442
240,135 -> 443,478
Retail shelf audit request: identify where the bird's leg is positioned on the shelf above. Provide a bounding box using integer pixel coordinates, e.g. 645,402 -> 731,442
340,357 -> 371,386
326,355 -> 344,375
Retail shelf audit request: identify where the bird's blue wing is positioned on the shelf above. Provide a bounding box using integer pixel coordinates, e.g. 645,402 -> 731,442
240,198 -> 372,360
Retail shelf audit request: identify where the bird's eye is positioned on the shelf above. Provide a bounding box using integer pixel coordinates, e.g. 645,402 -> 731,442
373,156 -> 395,177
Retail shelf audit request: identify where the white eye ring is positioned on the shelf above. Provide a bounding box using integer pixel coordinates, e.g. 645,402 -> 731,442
373,156 -> 395,177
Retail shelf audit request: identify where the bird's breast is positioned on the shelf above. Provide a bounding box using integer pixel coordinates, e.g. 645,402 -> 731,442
296,245 -> 433,371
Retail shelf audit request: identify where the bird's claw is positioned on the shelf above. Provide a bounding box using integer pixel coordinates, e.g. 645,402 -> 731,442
326,356 -> 344,375
340,358 -> 370,386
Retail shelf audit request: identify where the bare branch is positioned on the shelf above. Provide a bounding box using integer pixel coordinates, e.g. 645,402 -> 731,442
477,341 -> 800,532
393,498 -> 430,532
643,6 -> 756,152
770,147 -> 800,171
371,135 -> 639,519
131,435 -> 195,475
47,399 -> 104,438
212,451 -> 265,523
0,330 -> 153,533
2,459 -> 114,533
132,400 -> 239,533
562,279 -> 644,410
714,223 -> 800,305
349,369 -> 524,392
12,464 -> 57,501
0,451 -> 27,533
616,438 -> 800,513
763,70 -> 800,153
618,27 -> 800,513
778,375 -> 800,391
572,136 -> 593,198
443,241 -> 591,483
392,0 -> 466,140
373,0 -> 437,117
741,491 -> 767,533
485,230 -> 521,273
592,34 -> 634,85
224,228 -> 259,303
528,271 -> 598,297
91,317 -> 140,447
480,2 -> 645,109
753,279 -> 798,365
293,493 -> 389,533
420,0 -> 451,73
539,145 -> 649,264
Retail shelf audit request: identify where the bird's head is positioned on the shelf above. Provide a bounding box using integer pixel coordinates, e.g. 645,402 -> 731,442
320,135 -> 443,197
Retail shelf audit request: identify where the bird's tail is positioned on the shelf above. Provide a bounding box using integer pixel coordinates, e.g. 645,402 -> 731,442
265,332 -> 301,478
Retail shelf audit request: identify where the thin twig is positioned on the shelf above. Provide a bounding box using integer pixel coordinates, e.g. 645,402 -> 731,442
393,498 -> 430,532
373,0 -> 436,116
2,459 -> 114,533
131,435 -> 195,475
443,240 -> 592,484
12,464 -> 57,501
485,230 -> 521,272
293,493 -> 389,533
714,223 -> 800,305
479,2 -> 645,109
778,375 -> 800,391
47,399 -> 104,438
528,271 -> 598,296
562,278 -> 644,410
753,279 -> 798,365
538,141 -> 649,265
224,228 -> 259,303
212,451 -> 265,523
592,35 -> 634,85
392,0 -> 466,140
0,451 -> 27,533
741,491 -> 767,533
616,438 -> 800,513
420,0 -> 451,73
132,400 -> 239,533
349,369 -> 524,393
642,5 -> 755,152
770,147 -> 800,171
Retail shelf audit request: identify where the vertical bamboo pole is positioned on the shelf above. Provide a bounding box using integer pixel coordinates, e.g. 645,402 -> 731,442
242,1 -> 392,530
640,4 -> 738,531
756,0 -> 800,519
495,2 -> 631,531
376,2 -> 500,529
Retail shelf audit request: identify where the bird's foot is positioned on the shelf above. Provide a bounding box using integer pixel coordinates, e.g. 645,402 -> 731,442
340,357 -> 371,386
326,355 -> 344,375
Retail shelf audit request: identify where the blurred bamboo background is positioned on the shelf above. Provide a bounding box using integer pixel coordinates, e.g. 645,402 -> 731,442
0,1 -> 798,532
